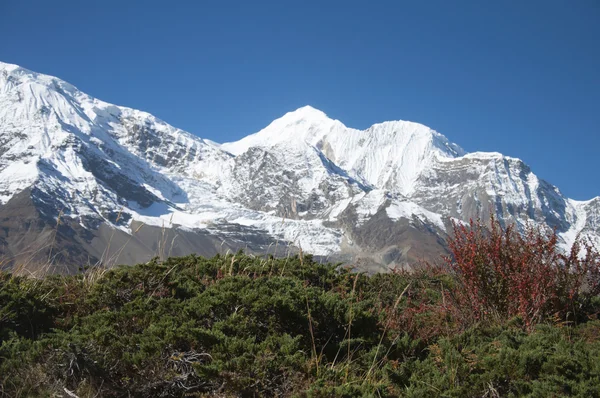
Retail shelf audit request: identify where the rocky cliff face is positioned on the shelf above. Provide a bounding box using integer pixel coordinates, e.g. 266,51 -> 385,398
0,61 -> 597,273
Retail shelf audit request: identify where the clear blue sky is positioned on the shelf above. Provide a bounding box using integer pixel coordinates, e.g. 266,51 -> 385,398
1,0 -> 599,199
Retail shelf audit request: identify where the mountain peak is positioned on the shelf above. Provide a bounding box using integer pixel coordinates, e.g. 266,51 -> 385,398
0,61 -> 38,79
221,106 -> 340,155
0,61 -> 19,71
283,105 -> 329,122
268,105 -> 336,130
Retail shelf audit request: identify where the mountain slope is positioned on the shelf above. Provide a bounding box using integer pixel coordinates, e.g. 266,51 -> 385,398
0,61 -> 598,272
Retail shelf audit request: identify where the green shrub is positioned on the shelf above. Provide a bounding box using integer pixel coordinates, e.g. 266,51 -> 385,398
1,253 -> 599,397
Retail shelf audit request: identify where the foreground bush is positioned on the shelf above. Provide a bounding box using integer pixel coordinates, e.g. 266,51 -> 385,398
1,250 -> 599,397
446,217 -> 600,328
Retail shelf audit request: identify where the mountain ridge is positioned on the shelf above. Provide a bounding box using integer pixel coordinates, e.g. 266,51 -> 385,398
0,61 -> 598,272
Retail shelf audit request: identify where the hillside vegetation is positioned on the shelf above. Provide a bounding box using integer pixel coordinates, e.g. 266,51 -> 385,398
1,219 -> 600,397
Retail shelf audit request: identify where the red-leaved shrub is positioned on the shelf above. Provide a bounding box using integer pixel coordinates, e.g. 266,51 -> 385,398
445,217 -> 600,328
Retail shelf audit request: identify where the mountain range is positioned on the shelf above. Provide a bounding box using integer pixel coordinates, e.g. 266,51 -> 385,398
1,61 -> 598,273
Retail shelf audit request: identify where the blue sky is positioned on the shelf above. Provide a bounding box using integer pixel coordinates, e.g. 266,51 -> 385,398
1,0 -> 599,199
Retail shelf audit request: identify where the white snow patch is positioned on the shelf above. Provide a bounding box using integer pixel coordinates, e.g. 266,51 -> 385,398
386,201 -> 446,230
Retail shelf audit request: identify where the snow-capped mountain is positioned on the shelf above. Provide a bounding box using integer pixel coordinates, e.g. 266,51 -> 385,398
0,61 -> 598,273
